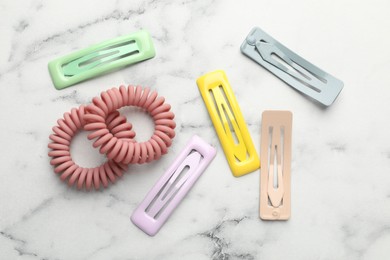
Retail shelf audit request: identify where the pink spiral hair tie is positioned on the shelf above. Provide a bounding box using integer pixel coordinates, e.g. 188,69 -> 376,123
84,85 -> 176,164
48,106 -> 132,190
48,85 -> 176,190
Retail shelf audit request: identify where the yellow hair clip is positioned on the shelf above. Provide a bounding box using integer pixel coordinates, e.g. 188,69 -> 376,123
197,70 -> 260,177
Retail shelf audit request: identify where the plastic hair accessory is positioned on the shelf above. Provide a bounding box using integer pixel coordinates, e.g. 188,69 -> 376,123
260,111 -> 292,220
84,85 -> 176,164
197,70 -> 260,177
48,85 -> 175,190
48,106 -> 130,190
48,30 -> 155,90
131,135 -> 216,236
241,27 -> 343,106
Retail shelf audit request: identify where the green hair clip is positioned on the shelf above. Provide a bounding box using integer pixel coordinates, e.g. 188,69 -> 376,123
48,30 -> 155,89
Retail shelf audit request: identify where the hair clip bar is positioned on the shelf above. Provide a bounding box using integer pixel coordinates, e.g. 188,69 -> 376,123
260,111 -> 292,220
197,70 -> 260,177
241,27 -> 343,106
131,135 -> 216,236
48,30 -> 155,89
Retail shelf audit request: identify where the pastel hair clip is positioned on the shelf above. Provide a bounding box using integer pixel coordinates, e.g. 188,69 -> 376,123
48,30 -> 155,89
241,27 -> 343,106
197,70 -> 260,177
131,135 -> 216,236
260,110 -> 292,220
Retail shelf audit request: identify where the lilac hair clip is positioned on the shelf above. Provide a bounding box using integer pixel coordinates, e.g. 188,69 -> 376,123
131,135 -> 217,236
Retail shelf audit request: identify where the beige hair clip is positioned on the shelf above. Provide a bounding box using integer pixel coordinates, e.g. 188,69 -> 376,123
260,111 -> 292,220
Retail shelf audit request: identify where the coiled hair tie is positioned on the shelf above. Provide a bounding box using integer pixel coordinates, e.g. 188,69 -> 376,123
48,85 -> 176,190
85,85 -> 176,164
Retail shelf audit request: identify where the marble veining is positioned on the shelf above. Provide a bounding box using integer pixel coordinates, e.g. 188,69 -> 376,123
1,0 -> 390,259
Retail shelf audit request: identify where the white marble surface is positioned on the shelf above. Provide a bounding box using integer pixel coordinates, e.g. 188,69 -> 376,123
1,0 -> 390,259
